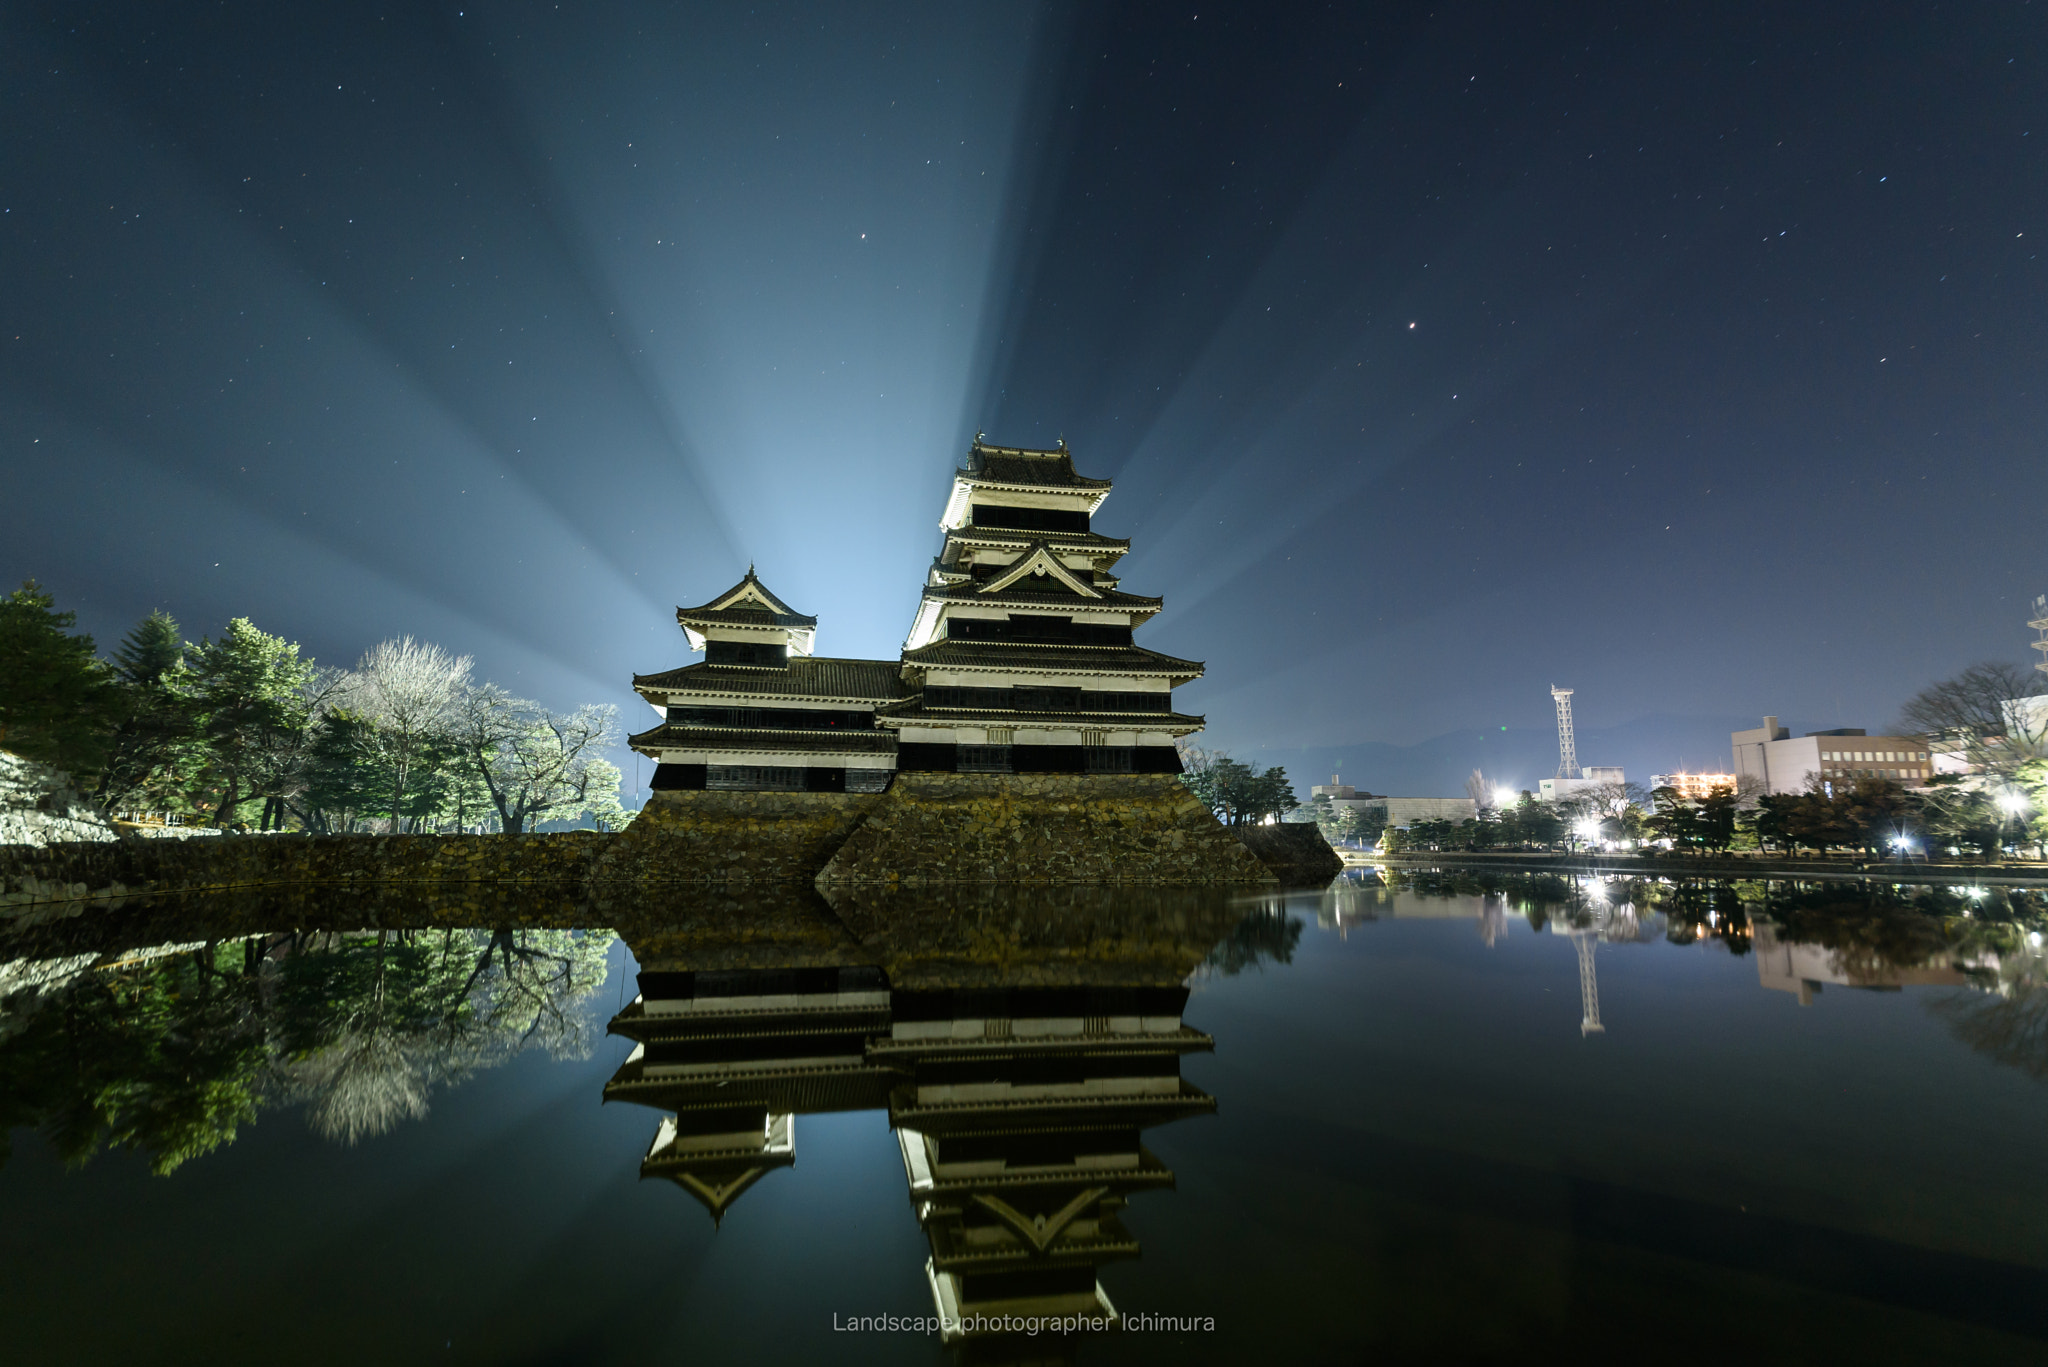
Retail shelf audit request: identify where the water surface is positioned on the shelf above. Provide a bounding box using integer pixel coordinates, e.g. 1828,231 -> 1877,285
3,873 -> 2046,1364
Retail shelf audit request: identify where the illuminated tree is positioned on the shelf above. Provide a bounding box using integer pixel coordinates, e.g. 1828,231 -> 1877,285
453,684 -> 620,834
339,637 -> 473,833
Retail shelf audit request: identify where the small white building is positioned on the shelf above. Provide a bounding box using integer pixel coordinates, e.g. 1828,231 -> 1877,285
1307,779 -> 1475,826
1538,767 -> 1624,803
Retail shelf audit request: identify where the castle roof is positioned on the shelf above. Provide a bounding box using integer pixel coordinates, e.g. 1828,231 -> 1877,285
633,657 -> 908,704
942,526 -> 1131,555
920,580 -> 1162,612
628,723 -> 899,757
676,569 -> 817,630
959,438 -> 1111,491
874,699 -> 1205,730
901,640 -> 1204,684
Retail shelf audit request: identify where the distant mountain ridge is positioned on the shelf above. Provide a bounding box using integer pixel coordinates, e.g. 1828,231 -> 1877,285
1245,714 -> 1763,799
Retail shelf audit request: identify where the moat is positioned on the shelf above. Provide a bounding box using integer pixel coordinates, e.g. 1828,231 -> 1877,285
4,872 -> 2047,1364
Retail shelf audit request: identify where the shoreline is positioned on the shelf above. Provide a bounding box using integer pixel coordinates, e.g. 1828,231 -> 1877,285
1355,850 -> 2048,887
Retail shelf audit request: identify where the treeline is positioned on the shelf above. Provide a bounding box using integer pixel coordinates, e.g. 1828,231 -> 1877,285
1381,794 -> 1596,853
1379,774 -> 2045,859
0,581 -> 628,833
1637,776 -> 2041,857
1746,774 -> 2042,858
1178,748 -> 1299,827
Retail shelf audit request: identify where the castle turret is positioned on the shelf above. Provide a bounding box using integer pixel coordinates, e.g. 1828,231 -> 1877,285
628,569 -> 903,793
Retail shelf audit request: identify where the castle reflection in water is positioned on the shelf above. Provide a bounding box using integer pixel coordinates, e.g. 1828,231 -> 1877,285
600,887 -> 1249,1351
8,872 -> 2046,1359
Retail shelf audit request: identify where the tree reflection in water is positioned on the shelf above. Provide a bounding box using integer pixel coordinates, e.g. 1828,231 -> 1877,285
0,926 -> 614,1170
1197,901 -> 1303,978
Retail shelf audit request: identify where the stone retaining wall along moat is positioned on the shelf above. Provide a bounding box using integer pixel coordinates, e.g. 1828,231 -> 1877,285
816,773 -> 1278,886
1,775 -> 1325,910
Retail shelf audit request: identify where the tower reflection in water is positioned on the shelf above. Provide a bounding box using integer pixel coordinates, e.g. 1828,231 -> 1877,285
600,889 -> 1246,1351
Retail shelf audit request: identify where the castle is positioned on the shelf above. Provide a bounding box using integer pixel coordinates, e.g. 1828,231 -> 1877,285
628,437 -> 1202,790
616,438 -> 1293,886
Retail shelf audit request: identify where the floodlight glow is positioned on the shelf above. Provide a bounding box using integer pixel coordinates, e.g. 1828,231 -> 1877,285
1493,787 -> 1516,807
1574,819 -> 1601,839
1998,792 -> 2028,814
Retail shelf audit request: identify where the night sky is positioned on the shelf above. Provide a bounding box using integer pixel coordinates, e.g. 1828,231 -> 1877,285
5,2 -> 2044,796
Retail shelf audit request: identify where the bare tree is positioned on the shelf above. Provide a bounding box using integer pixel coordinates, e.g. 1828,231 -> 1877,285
341,637 -> 473,832
453,684 -> 620,833
1898,661 -> 2048,774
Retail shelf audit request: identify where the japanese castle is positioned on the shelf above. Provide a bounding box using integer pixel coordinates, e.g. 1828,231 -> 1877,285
629,437 -> 1205,787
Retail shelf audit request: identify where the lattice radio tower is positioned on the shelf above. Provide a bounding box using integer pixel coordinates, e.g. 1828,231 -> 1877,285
1551,685 -> 1581,780
2032,594 -> 2048,681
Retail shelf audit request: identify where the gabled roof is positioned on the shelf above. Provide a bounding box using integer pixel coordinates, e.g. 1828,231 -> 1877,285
676,568 -> 817,629
978,543 -> 1101,599
633,657 -> 907,703
959,437 -> 1112,491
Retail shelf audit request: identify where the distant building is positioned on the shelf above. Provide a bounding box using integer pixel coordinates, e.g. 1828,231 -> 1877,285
1308,777 -> 1369,801
1538,767 -> 1624,803
2004,694 -> 2048,751
1306,777 -> 1473,826
1730,716 -> 1932,795
1649,773 -> 1737,802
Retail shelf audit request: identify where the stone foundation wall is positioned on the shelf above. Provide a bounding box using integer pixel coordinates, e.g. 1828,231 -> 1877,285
2,831 -> 609,914
816,773 -> 1276,886
1236,824 -> 1345,886
2,776 -> 1327,909
598,788 -> 886,884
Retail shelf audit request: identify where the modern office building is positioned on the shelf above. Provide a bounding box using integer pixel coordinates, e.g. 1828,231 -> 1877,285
1730,716 -> 1933,795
